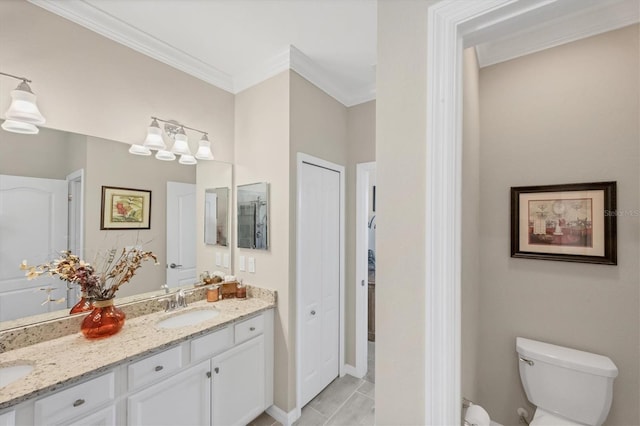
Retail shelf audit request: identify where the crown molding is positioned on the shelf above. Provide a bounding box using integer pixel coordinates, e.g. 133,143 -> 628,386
28,0 -> 234,92
476,0 -> 640,67
29,0 -> 375,106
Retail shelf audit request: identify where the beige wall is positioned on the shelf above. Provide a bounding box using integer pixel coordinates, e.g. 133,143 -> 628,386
461,47 -> 481,404
0,127 -> 79,179
234,71 -> 292,410
477,25 -> 639,425
345,100 -> 376,365
376,1 -> 434,423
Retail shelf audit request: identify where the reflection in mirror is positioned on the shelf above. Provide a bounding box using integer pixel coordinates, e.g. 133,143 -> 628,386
205,187 -> 229,246
237,182 -> 269,250
0,126 -> 232,329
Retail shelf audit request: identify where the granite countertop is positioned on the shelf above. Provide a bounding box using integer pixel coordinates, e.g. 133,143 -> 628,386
0,292 -> 276,410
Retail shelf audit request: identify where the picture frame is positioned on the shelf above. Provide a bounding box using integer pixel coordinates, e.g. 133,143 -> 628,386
100,186 -> 151,230
510,181 -> 616,265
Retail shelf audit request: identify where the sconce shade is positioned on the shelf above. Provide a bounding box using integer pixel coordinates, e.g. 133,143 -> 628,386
4,82 -> 45,125
155,150 -> 176,161
179,154 -> 197,165
170,130 -> 192,156
1,119 -> 39,134
143,119 -> 165,150
128,144 -> 151,156
195,135 -> 214,160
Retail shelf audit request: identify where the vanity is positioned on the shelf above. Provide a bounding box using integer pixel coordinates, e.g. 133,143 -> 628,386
0,289 -> 275,426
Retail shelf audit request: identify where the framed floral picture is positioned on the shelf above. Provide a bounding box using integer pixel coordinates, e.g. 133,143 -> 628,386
101,186 -> 151,230
510,181 -> 616,265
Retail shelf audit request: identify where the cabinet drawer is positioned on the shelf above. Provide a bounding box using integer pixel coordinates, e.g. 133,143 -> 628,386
234,313 -> 264,344
190,326 -> 232,361
34,372 -> 115,426
128,345 -> 182,391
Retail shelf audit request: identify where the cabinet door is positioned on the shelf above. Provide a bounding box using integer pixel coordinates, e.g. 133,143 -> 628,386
212,335 -> 265,426
0,410 -> 14,426
128,360 -> 211,426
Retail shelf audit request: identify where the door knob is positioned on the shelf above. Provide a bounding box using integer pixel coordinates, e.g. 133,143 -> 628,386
310,310 -> 316,315
361,279 -> 365,287
169,263 -> 182,269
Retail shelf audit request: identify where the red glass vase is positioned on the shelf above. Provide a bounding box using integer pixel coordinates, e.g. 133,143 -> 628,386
69,293 -> 93,314
81,298 -> 126,339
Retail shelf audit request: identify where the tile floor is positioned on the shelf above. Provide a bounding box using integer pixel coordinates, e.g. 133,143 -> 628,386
250,342 -> 375,426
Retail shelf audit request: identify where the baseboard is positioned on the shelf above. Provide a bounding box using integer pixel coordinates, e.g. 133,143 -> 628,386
266,404 -> 298,426
343,363 -> 364,379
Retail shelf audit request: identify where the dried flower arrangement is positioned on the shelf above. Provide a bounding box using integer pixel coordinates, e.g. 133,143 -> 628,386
20,248 -> 158,301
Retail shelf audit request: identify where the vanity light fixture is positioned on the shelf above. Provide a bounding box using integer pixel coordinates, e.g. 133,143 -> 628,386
129,116 -> 214,165
0,71 -> 46,135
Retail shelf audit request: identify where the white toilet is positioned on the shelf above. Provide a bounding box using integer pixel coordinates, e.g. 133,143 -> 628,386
516,337 -> 618,426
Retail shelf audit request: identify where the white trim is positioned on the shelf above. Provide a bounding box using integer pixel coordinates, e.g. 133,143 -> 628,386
27,1 -> 376,106
65,168 -> 84,257
295,152 -> 346,420
343,364 -> 359,378
355,162 -> 376,379
425,1 -> 569,424
475,0 -> 640,67
265,404 -> 297,426
28,0 -> 234,93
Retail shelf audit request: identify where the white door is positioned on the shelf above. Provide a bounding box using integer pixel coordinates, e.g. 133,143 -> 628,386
0,175 -> 68,321
166,182 -> 196,288
299,161 -> 341,406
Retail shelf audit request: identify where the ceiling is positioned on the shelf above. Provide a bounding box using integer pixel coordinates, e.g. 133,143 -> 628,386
29,0 -> 638,107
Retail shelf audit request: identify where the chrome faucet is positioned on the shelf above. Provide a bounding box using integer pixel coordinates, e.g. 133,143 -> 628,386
159,288 -> 192,312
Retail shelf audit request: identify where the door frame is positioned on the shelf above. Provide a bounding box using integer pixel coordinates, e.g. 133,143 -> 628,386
424,0 -> 566,424
295,152 -> 345,420
355,161 -> 375,378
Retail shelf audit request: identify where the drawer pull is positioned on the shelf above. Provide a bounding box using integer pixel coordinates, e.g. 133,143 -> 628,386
73,399 -> 85,407
206,371 -> 212,378
155,365 -> 164,372
249,326 -> 256,331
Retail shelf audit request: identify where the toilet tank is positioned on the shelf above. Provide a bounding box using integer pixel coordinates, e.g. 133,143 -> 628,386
516,337 -> 618,426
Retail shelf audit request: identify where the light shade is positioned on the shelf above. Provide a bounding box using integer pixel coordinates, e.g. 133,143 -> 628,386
4,81 -> 45,125
195,135 -> 214,160
155,150 -> 176,161
179,154 -> 197,165
143,119 -> 165,150
1,119 -> 39,134
170,129 -> 192,156
128,144 -> 151,156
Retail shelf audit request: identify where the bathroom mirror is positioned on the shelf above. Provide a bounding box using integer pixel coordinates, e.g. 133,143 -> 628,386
237,182 -> 269,250
0,126 -> 232,328
205,187 -> 230,246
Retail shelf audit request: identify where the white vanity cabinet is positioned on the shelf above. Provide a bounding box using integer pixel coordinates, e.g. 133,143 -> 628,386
1,308 -> 274,426
128,360 -> 211,426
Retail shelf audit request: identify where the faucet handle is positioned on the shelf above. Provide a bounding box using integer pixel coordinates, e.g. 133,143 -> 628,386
161,284 -> 169,294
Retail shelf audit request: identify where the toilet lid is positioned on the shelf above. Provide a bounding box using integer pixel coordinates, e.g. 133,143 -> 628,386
531,410 -> 582,426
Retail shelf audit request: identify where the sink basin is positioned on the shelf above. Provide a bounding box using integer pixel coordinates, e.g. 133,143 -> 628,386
156,309 -> 220,329
0,364 -> 34,388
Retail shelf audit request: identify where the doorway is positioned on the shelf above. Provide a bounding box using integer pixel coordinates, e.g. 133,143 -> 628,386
355,161 -> 376,380
296,153 -> 345,415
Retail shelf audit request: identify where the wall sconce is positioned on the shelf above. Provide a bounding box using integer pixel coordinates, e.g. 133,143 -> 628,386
129,116 -> 214,165
0,71 -> 46,135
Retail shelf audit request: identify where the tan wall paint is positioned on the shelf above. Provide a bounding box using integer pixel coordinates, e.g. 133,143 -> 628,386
461,47 -> 481,404
234,71 -> 292,410
346,100 -> 376,365
0,127 -> 78,179
376,1 -> 434,423
84,136 -> 195,298
477,25 -> 639,425
0,0 -> 234,163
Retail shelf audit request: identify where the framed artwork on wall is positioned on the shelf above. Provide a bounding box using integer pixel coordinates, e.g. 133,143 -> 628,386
510,181 -> 617,265
100,186 -> 151,230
